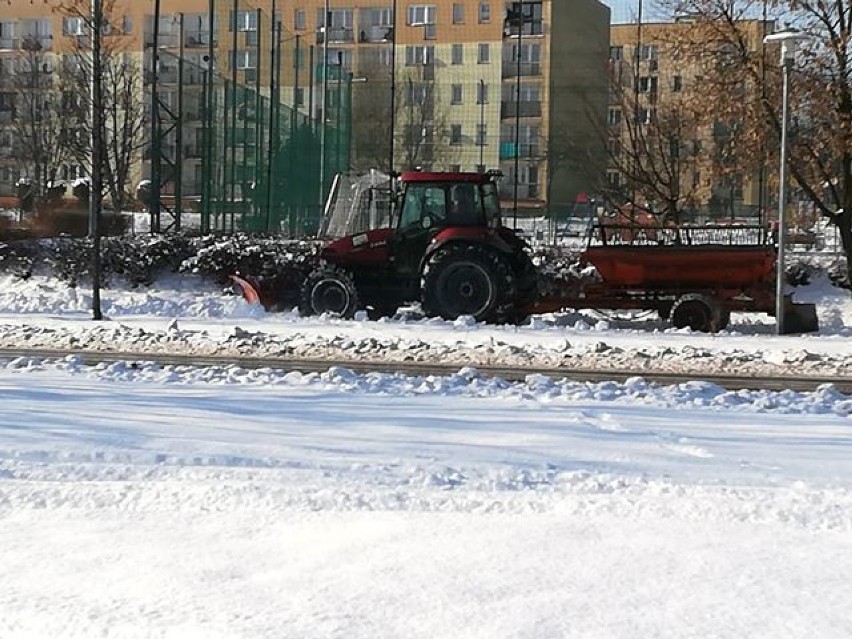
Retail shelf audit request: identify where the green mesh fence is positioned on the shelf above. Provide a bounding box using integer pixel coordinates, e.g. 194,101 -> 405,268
195,55 -> 350,235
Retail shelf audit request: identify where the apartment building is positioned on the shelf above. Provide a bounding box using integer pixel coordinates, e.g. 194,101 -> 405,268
0,0 -> 609,215
608,18 -> 772,218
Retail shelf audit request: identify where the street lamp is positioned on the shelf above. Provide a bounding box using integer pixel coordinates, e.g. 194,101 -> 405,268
763,30 -> 811,335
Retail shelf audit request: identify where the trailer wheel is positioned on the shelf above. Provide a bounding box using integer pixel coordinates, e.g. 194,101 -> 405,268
300,265 -> 360,319
670,294 -> 724,332
422,244 -> 514,323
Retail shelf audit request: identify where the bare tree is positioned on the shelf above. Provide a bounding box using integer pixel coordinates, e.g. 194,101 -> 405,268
396,71 -> 455,171
349,59 -> 392,173
667,0 -> 852,279
56,0 -> 146,211
602,61 -> 704,224
8,36 -> 71,201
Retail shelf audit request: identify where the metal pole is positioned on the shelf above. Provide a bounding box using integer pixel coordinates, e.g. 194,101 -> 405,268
346,72 -> 353,170
389,0 -> 397,173
229,0 -> 239,233
318,0 -> 330,214
202,0 -> 215,233
255,8 -> 263,229
308,45 -> 315,131
335,52 -> 342,172
479,78 -> 485,168
150,0 -> 162,233
293,34 -> 301,128
266,15 -> 278,233
775,56 -> 791,336
175,12 -> 185,229
632,0 -> 643,215
758,0 -> 768,225
90,0 -> 103,320
512,0 -> 524,228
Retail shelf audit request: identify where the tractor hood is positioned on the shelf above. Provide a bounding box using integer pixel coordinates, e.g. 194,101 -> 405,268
322,227 -> 394,265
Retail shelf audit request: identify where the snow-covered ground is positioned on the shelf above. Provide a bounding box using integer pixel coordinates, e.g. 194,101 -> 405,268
1,273 -> 852,637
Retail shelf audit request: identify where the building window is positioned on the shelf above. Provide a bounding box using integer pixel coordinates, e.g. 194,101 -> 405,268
476,82 -> 488,104
232,11 -> 258,32
636,44 -> 658,60
451,124 -> 462,144
476,164 -> 486,173
608,107 -> 622,126
405,45 -> 434,65
672,75 -> 683,92
453,3 -> 465,23
609,46 -> 623,61
607,170 -> 622,187
479,2 -> 491,23
450,164 -> 461,172
63,17 -> 87,36
295,87 -> 305,106
451,84 -> 463,104
637,76 -> 658,94
407,5 -> 436,25
476,124 -> 487,146
451,43 -> 463,64
231,49 -> 257,70
294,8 -> 306,30
477,43 -> 489,64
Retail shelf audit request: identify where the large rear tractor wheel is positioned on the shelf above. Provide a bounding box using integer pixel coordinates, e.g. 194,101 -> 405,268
300,266 -> 360,319
670,294 -> 726,333
421,244 -> 515,323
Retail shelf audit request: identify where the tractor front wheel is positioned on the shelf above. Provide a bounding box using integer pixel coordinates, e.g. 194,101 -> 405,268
300,266 -> 360,319
421,244 -> 514,323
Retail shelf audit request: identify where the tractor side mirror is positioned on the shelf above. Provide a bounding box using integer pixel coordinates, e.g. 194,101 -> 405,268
421,215 -> 433,230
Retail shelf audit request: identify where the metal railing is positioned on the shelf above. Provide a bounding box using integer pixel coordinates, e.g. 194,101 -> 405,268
501,101 -> 542,118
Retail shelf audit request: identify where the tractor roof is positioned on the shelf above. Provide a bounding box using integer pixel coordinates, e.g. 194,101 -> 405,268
400,171 -> 497,184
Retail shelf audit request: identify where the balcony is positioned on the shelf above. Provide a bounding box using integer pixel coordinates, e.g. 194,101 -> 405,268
501,101 -> 542,118
502,62 -> 541,78
316,27 -> 355,44
499,141 -> 540,159
499,182 -> 540,199
503,21 -> 544,38
359,25 -> 393,43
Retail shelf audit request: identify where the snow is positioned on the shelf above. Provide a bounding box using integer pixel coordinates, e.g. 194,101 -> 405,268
1,273 -> 852,636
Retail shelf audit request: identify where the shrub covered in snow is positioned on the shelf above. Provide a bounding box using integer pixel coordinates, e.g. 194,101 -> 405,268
0,234 -> 319,288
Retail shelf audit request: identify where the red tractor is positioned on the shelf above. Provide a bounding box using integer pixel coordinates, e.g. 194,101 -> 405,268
235,170 -> 537,323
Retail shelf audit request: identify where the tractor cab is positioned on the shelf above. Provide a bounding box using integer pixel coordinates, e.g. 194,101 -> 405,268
391,171 -> 504,276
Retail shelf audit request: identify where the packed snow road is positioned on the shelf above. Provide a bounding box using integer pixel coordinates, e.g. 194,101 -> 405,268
0,358 -> 851,637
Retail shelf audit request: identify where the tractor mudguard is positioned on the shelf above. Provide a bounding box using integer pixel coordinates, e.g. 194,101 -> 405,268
421,227 -> 514,272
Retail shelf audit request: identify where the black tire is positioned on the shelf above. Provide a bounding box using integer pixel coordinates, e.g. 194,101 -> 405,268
670,294 -> 723,332
657,302 -> 673,321
421,243 -> 515,323
300,265 -> 360,318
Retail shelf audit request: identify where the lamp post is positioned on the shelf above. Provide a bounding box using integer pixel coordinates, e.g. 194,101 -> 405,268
90,0 -> 103,321
763,30 -> 810,336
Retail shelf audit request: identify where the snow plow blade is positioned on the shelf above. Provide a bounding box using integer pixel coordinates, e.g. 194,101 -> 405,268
783,301 -> 819,334
230,275 -> 261,306
229,272 -> 305,312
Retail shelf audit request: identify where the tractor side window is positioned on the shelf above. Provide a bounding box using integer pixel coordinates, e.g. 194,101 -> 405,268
482,183 -> 501,227
400,185 -> 446,231
448,184 -> 482,225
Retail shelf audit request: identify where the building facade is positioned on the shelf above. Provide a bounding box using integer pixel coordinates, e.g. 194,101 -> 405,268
0,0 -> 609,217
608,18 -> 772,220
